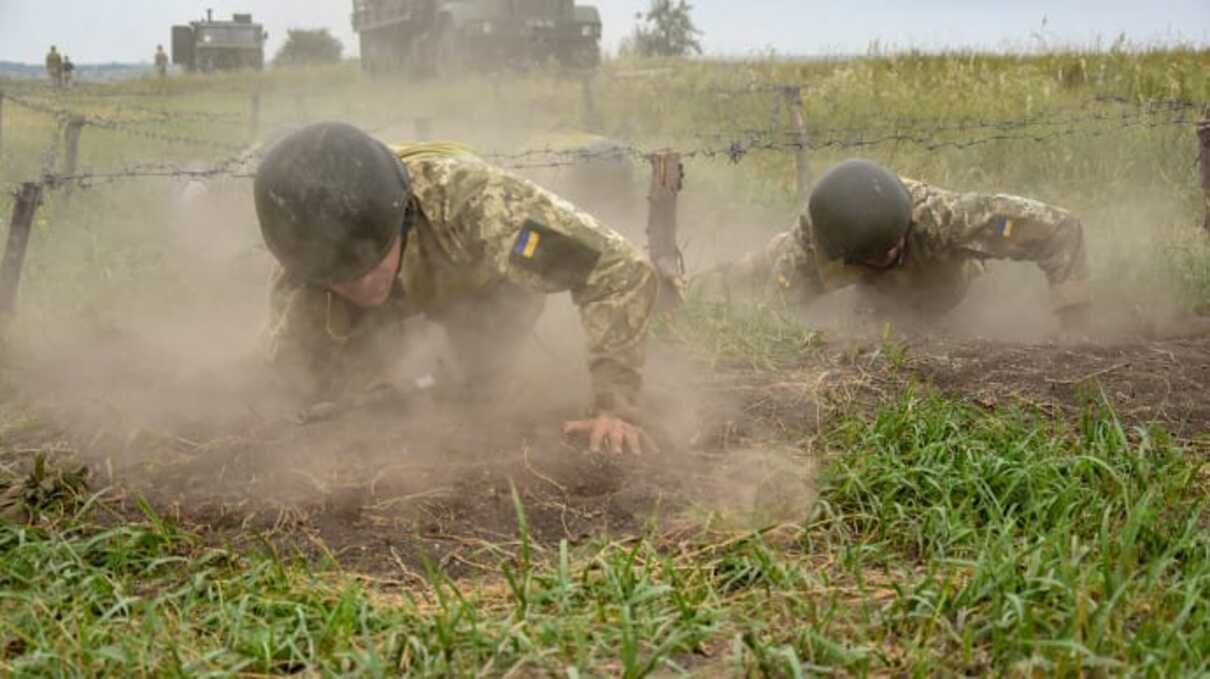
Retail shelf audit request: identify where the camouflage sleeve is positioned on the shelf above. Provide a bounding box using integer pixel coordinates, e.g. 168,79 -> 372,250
450,164 -> 658,419
904,178 -> 1091,311
262,266 -> 371,401
689,214 -> 825,306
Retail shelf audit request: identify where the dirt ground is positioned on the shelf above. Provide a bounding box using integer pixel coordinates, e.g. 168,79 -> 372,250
5,325 -> 1210,578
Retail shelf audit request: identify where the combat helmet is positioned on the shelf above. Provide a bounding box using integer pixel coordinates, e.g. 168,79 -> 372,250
807,159 -> 912,263
254,121 -> 410,284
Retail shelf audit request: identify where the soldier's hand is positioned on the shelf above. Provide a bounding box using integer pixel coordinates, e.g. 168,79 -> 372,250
563,414 -> 654,456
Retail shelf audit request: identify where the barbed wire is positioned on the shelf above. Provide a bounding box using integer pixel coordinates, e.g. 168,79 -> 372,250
10,85 -> 1203,161
96,100 -> 247,126
5,93 -> 251,153
468,108 -> 1197,169
6,91 -> 244,125
19,107 -> 1188,192
81,117 -> 250,153
690,106 -> 1197,153
690,98 -> 1200,144
12,83 -> 1203,129
4,86 -> 1203,196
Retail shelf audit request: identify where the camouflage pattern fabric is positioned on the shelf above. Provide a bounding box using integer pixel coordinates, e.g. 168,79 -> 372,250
263,153 -> 658,419
693,177 -> 1090,318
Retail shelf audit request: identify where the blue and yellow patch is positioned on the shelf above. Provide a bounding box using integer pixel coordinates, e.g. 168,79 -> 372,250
514,226 -> 542,259
994,217 -> 1016,239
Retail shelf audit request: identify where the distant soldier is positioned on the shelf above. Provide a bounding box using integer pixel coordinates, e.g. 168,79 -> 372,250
45,46 -> 63,87
61,55 -> 75,87
693,159 -> 1091,332
255,122 -> 659,454
154,45 -> 169,77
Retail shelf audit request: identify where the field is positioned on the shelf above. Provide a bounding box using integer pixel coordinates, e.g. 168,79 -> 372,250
2,49 -> 1210,675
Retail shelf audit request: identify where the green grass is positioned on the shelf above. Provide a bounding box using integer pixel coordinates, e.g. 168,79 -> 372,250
2,393 -> 1207,675
816,394 -> 1210,674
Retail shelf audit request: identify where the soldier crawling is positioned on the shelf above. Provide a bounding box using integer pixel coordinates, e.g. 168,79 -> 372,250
693,158 -> 1090,332
255,122 -> 658,455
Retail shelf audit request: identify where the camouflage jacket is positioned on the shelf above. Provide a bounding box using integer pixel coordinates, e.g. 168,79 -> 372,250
694,178 -> 1090,317
264,152 -> 658,418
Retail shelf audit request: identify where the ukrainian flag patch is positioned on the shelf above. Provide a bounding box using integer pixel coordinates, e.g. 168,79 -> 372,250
995,217 -> 1016,239
514,226 -> 542,258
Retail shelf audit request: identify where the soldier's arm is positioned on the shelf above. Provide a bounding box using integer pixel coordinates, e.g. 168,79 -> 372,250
451,164 -> 658,420
689,214 -> 827,306
262,266 -> 368,402
905,178 -> 1090,311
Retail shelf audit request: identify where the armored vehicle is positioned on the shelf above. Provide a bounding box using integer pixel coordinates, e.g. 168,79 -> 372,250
172,10 -> 268,72
351,0 -> 601,76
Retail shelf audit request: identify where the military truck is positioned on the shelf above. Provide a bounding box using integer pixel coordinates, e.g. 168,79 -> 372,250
172,10 -> 268,72
351,0 -> 601,76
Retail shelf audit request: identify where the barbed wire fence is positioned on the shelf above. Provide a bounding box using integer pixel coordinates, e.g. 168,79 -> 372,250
2,80 -> 1209,316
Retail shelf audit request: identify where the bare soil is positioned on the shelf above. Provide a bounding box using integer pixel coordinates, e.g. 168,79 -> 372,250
4,330 -> 1210,577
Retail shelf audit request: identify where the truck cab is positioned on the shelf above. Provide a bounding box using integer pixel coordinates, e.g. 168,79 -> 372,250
173,11 -> 268,72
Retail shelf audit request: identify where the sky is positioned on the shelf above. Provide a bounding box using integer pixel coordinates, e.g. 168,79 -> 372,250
0,0 -> 1207,64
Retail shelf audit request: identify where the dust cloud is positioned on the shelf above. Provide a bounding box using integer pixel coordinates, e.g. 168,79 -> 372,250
1,119 -> 817,539
7,83 -> 1187,543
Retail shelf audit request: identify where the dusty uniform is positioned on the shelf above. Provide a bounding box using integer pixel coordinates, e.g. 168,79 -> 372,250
695,178 -> 1089,317
264,152 -> 658,417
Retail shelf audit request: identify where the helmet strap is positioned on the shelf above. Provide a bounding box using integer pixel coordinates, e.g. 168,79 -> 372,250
394,199 -> 420,277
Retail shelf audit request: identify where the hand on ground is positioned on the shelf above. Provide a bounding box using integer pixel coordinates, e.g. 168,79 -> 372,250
563,414 -> 655,456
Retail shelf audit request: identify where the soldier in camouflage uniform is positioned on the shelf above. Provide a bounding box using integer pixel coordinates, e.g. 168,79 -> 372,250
45,46 -> 63,87
154,45 -> 169,78
694,159 -> 1090,329
256,122 -> 658,454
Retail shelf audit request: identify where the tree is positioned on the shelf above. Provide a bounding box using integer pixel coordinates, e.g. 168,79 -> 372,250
274,29 -> 343,67
630,0 -> 703,58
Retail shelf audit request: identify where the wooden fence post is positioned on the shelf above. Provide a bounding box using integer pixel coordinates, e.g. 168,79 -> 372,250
0,182 -> 44,316
782,86 -> 812,204
0,90 -> 5,166
581,74 -> 601,131
1199,109 -> 1210,234
646,151 -> 685,311
62,116 -> 86,186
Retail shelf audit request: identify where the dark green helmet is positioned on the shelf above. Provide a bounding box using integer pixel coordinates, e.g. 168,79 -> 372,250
254,121 -> 410,284
807,159 -> 912,262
